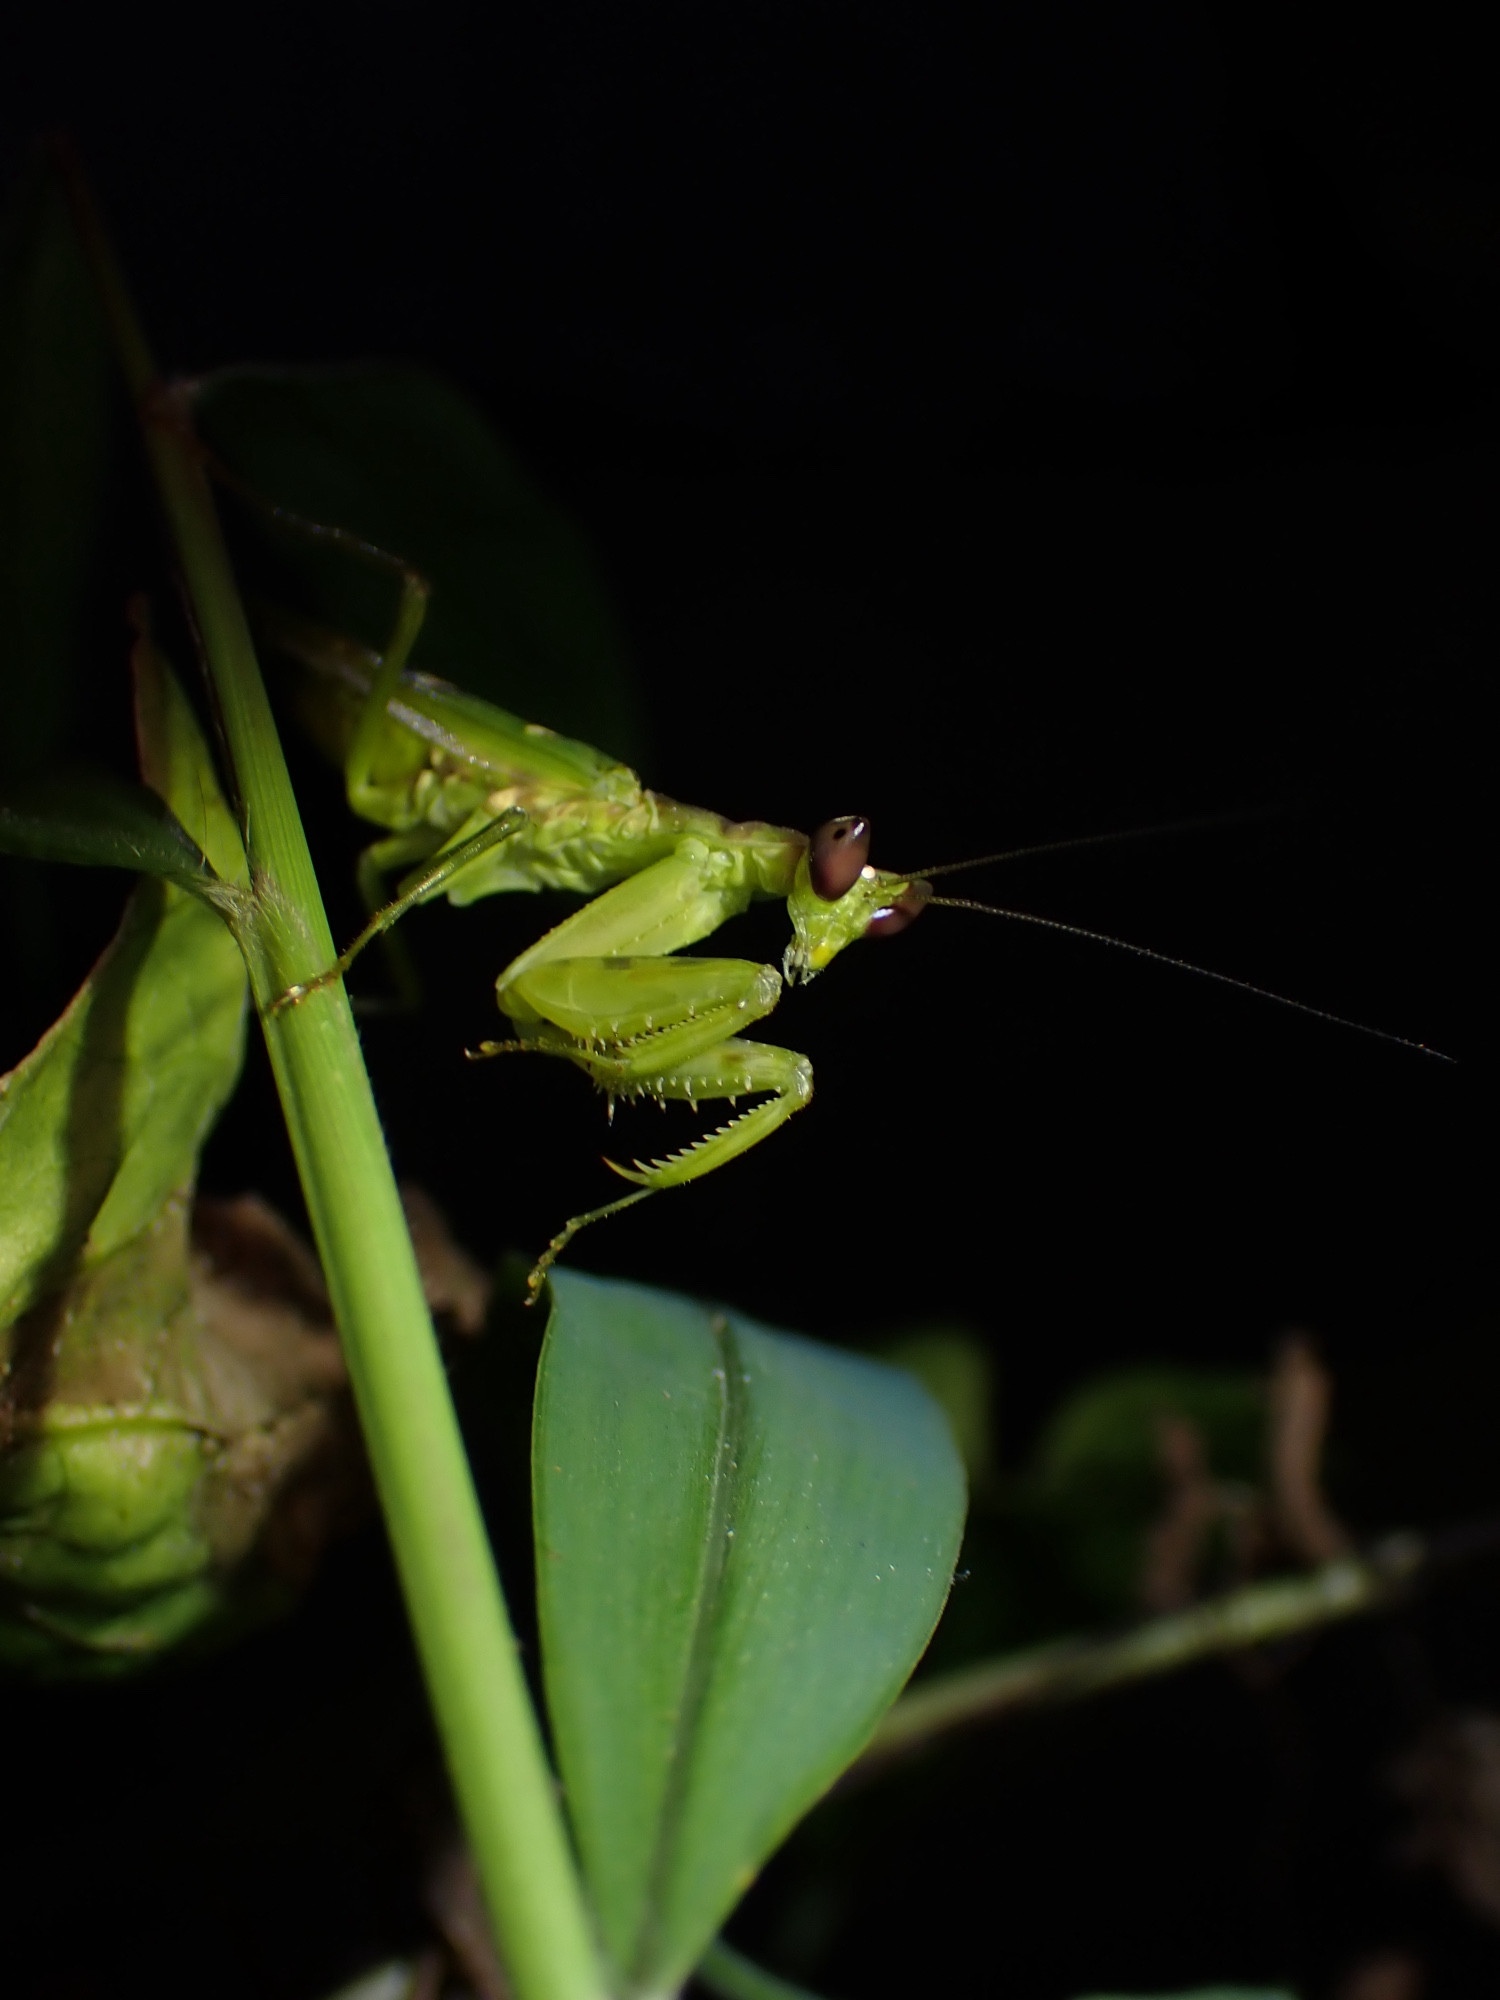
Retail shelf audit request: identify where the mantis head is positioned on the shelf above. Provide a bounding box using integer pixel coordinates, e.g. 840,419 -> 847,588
784,816 -> 930,983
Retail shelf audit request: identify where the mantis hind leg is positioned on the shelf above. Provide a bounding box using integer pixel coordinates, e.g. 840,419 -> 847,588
205,446 -> 435,822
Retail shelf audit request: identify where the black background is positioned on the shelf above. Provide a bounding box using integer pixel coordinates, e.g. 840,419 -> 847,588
2,8 -> 1493,1997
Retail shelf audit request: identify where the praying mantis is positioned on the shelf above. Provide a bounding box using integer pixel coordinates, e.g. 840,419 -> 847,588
269,571 -> 934,1290
269,552 -> 1446,1295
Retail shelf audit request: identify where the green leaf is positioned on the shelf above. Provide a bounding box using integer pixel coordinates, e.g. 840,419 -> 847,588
1028,1367 -> 1268,1617
0,771 -> 225,893
0,606 -> 248,904
881,1324 -> 997,1493
0,641 -> 247,1325
0,635 -> 297,1676
195,363 -> 643,762
534,1270 -> 966,1999
1036,1369 -> 1268,1496
130,609 -> 248,890
0,1192 -> 353,1676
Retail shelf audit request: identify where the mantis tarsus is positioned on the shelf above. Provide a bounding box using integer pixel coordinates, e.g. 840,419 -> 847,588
269,554 -> 1448,1296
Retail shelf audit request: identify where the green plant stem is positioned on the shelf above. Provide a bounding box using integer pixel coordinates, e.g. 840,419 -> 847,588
63,159 -> 604,2000
860,1532 -> 1426,1772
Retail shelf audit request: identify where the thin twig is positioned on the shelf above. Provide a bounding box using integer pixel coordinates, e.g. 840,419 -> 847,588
857,1527 -> 1500,1775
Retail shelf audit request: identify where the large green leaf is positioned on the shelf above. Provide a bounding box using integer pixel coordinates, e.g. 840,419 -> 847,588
0,629 -> 336,1676
0,634 -> 247,1325
533,1270 -> 966,1999
195,364 -> 642,762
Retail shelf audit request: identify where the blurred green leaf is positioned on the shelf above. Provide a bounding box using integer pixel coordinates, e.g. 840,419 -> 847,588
0,771 -> 225,893
534,1269 -> 966,1998
1036,1367 -> 1267,1494
1027,1367 -> 1268,1617
195,364 -> 642,761
881,1324 -> 997,1494
0,635 -> 247,1325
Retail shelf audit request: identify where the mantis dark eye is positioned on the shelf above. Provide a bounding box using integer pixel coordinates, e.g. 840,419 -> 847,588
809,816 -> 871,901
866,887 -> 930,939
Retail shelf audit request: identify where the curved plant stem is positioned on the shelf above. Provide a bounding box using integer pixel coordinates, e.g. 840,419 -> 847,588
61,155 -> 604,2000
860,1532 -> 1429,1773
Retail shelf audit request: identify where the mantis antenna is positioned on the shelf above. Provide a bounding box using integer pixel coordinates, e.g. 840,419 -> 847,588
904,803 -> 1287,882
923,893 -> 1455,1064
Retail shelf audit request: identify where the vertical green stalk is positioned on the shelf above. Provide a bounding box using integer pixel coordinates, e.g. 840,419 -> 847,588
64,161 -> 604,2000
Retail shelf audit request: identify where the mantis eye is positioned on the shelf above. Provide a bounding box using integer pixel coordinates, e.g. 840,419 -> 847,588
866,887 -> 930,939
809,816 -> 871,900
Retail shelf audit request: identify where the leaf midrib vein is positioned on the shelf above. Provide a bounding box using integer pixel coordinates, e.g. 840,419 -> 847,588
627,1310 -> 748,1987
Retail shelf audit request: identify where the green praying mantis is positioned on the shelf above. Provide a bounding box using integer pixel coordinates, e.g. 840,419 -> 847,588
269,566 -> 934,1292
268,553 -> 1446,1296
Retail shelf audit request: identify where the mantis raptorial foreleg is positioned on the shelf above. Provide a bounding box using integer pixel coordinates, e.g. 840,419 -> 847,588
475,946 -> 813,1292
467,847 -> 814,1288
513,1022 -> 814,1291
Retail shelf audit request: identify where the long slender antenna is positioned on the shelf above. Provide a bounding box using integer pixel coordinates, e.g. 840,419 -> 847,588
908,805 -> 1285,882
927,895 -> 1455,1063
